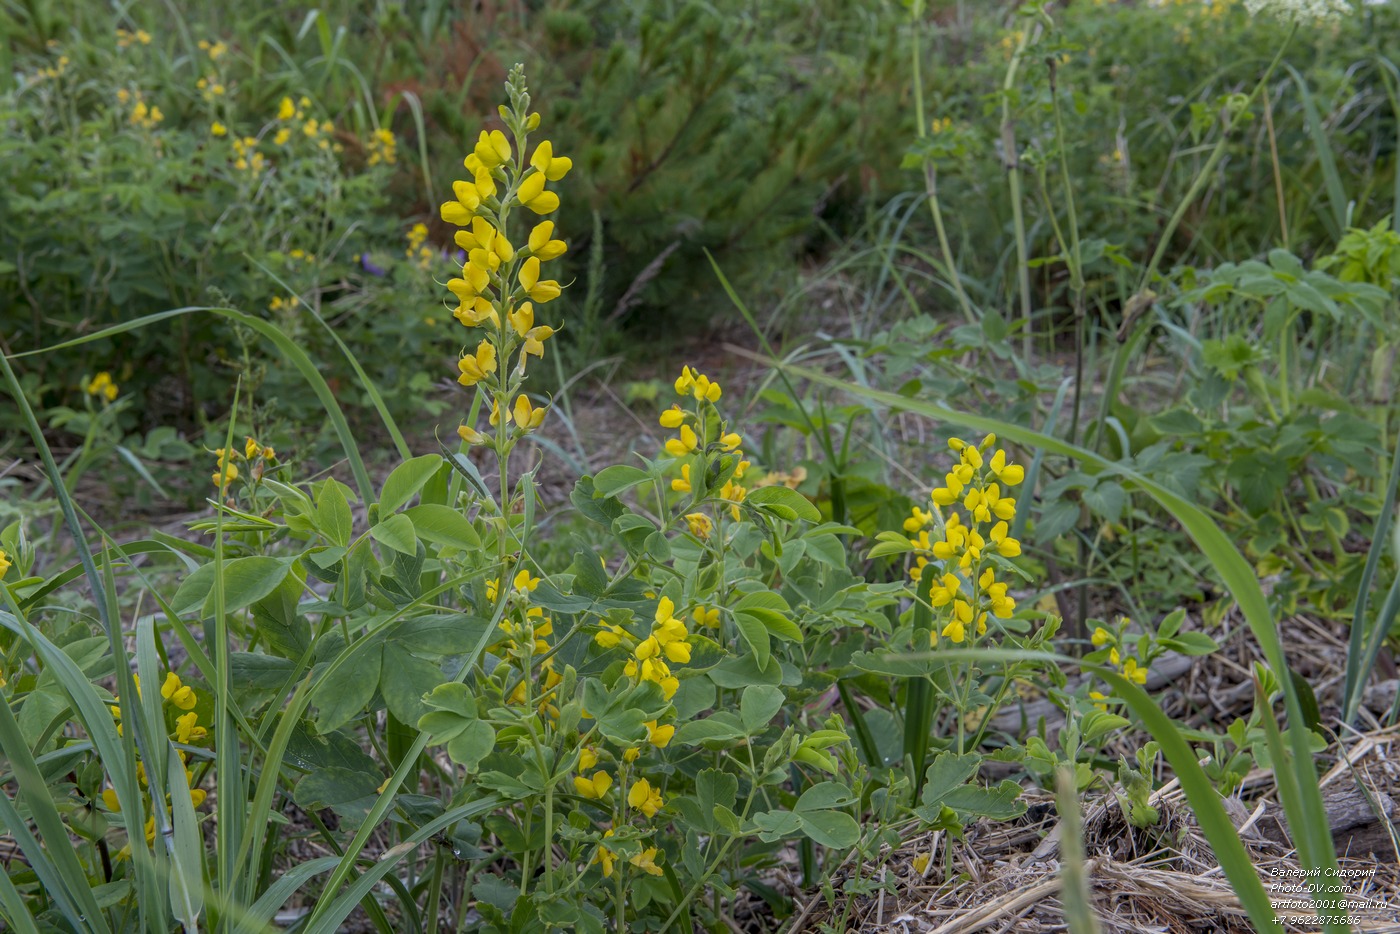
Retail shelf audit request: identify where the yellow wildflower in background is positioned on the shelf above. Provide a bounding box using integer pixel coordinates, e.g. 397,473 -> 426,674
84,371 -> 119,402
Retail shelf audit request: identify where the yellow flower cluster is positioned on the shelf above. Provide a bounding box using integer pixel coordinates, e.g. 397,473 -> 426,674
596,596 -> 692,701
116,28 -> 152,48
439,70 -> 570,448
84,371 -> 119,402
405,222 -> 433,269
195,75 -> 226,102
367,127 -> 397,166
0,548 -> 11,580
197,38 -> 228,61
231,136 -> 265,174
128,93 -> 164,130
210,437 -> 275,489
904,435 -> 1025,645
662,367 -> 750,519
268,294 -> 299,311
1091,622 -> 1149,686
102,673 -> 210,859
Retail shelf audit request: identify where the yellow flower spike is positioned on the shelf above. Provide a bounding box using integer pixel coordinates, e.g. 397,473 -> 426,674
456,340 -> 497,387
1091,627 -> 1112,647
665,424 -> 699,457
473,129 -> 511,168
630,847 -> 664,876
990,521 -> 1021,557
990,449 -> 1026,486
508,302 -> 534,338
527,221 -> 567,261
672,463 -> 692,493
530,140 -> 573,181
627,778 -> 664,818
277,97 -> 295,120
211,121 -> 227,137
659,406 -> 686,429
684,512 -> 712,540
573,770 -> 613,800
512,395 -> 546,431
518,256 -> 561,303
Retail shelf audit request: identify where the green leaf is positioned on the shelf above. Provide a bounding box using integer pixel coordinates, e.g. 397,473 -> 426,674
380,454 -> 443,515
940,780 -> 1027,819
370,513 -> 417,555
796,809 -> 860,849
311,642 -> 382,734
592,465 -> 653,498
731,607 -> 770,668
317,480 -> 354,547
920,752 -> 982,808
171,556 -> 296,617
402,504 -> 480,550
380,643 -> 445,725
446,720 -> 496,771
745,486 -> 821,522
740,685 -> 785,733
674,713 -> 747,746
294,767 -> 382,821
796,781 -> 858,812
1160,631 -> 1220,655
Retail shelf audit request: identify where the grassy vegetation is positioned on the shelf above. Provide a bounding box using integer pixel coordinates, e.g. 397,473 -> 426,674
3,1 -> 1400,932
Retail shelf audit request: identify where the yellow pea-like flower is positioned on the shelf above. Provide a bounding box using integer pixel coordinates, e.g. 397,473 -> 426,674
456,340 -> 497,387
473,129 -> 511,168
516,171 -> 560,215
644,719 -> 675,748
518,257 -> 561,303
508,302 -> 534,338
573,770 -> 613,800
659,405 -> 686,429
627,778 -> 663,818
512,395 -> 546,431
528,220 -> 567,261
672,463 -> 692,493
665,424 -> 698,457
530,140 -> 573,181
277,97 -> 295,120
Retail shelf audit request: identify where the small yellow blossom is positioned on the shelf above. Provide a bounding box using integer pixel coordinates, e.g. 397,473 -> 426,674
627,778 -> 663,818
573,771 -> 613,799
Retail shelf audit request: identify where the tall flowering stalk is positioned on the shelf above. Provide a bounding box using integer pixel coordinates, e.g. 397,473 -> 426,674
440,64 -> 569,469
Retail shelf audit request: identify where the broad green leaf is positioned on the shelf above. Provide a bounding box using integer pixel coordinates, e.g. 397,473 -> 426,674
171,556 -> 295,617
380,454 -> 443,515
369,513 -> 417,555
294,767 -> 381,821
673,714 -> 746,746
796,781 -> 858,812
403,504 -> 481,550
592,465 -> 652,498
920,752 -> 982,808
380,643 -> 444,725
316,480 -> 354,547
731,608 -> 770,668
311,643 -> 382,734
796,809 -> 860,849
740,684 -> 785,733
